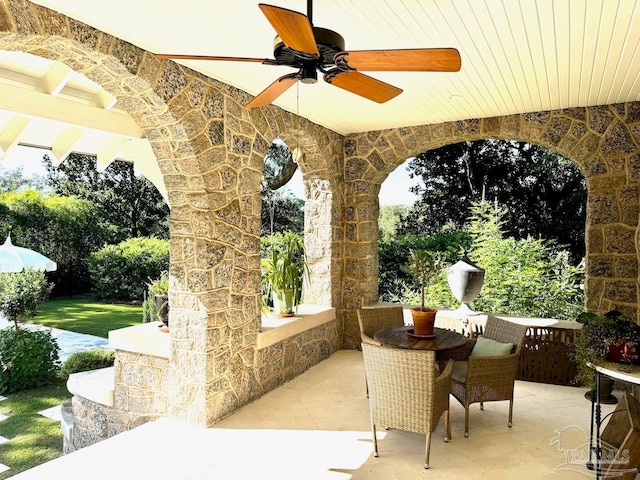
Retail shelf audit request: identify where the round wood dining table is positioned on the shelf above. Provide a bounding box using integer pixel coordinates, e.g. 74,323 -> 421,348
374,326 -> 468,370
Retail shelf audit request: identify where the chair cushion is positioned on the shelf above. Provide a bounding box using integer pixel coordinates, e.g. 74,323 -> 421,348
452,361 -> 468,383
470,336 -> 514,357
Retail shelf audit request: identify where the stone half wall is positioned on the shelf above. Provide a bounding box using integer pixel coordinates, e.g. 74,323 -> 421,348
65,352 -> 170,453
66,316 -> 339,452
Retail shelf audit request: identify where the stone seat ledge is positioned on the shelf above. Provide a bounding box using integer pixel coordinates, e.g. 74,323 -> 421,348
66,366 -> 115,407
258,305 -> 336,349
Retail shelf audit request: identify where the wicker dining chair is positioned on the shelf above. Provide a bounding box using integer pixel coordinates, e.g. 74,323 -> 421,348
357,306 -> 405,343
362,342 -> 453,469
446,315 -> 528,437
357,307 -> 405,396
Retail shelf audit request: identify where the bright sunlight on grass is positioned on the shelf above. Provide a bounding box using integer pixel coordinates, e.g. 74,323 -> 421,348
32,297 -> 143,338
0,379 -> 71,479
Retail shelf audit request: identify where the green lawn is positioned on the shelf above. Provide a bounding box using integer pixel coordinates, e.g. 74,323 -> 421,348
0,379 -> 72,479
0,297 -> 141,477
30,297 -> 143,338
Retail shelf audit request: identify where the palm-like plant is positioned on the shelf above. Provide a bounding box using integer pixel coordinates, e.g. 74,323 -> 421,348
261,233 -> 308,315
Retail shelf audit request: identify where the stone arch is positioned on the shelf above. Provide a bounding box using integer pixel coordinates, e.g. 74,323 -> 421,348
0,1 -> 342,431
342,105 -> 640,348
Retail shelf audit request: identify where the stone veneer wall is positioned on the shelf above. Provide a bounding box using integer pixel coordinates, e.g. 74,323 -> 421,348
340,108 -> 640,348
0,0 -> 344,431
66,353 -> 170,453
2,0 -> 640,442
68,318 -> 339,451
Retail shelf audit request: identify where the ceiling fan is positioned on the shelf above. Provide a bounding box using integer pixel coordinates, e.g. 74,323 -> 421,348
155,1 -> 461,108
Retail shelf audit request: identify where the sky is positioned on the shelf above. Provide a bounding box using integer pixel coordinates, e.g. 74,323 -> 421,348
287,162 -> 419,206
2,145 -> 420,206
1,145 -> 50,176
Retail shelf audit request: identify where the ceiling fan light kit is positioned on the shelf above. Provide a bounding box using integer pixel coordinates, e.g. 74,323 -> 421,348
156,1 -> 461,108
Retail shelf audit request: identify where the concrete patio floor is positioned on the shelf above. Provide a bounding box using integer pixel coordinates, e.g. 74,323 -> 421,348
10,350 -> 617,479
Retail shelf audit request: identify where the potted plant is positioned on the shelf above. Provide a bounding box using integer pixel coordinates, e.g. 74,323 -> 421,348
261,233 -> 308,316
402,249 -> 443,337
143,271 -> 169,327
575,310 -> 640,402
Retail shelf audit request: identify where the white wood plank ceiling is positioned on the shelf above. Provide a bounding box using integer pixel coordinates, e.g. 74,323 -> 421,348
23,0 -> 640,135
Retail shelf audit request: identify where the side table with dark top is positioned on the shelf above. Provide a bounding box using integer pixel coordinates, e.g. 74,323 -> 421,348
374,326 -> 468,370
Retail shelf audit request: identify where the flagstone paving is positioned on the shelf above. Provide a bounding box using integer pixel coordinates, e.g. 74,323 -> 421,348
37,406 -> 62,422
0,316 -> 111,362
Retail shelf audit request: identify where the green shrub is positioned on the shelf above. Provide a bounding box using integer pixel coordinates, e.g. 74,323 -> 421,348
0,189 -> 111,296
0,270 -> 53,330
88,237 -> 169,301
388,201 -> 585,320
0,328 -> 60,394
59,348 -> 115,379
378,231 -> 471,302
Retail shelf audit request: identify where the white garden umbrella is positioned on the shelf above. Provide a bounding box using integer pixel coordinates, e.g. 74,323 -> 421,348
0,234 -> 57,273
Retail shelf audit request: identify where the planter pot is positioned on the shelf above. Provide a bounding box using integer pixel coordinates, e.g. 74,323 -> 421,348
584,375 -> 617,404
154,294 -> 169,327
446,255 -> 485,315
605,341 -> 639,365
272,288 -> 294,316
411,307 -> 437,336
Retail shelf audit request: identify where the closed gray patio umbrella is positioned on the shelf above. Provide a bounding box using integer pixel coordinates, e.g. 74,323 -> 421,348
0,234 -> 57,273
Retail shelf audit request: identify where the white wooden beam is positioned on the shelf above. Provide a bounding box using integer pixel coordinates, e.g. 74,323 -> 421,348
40,61 -> 72,96
125,139 -> 168,204
51,127 -> 84,167
95,89 -> 117,110
96,136 -> 124,172
0,116 -> 30,160
0,83 -> 143,138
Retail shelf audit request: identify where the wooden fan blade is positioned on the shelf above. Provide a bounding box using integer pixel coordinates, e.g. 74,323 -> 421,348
154,54 -> 271,63
324,71 -> 402,103
246,74 -> 299,109
335,48 -> 461,72
259,3 -> 320,57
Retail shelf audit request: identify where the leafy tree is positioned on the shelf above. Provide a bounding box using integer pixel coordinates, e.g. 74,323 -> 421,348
399,140 -> 587,262
378,231 -> 472,302
88,237 -> 169,301
0,189 -> 110,295
0,166 -> 47,193
43,153 -> 169,242
261,189 -> 304,235
460,201 -> 584,319
0,270 -> 53,330
379,205 -> 409,241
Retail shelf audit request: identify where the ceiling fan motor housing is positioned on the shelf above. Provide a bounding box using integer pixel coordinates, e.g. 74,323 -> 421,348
273,26 -> 346,67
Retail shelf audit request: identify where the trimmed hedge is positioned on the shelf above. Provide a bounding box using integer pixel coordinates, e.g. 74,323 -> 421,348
59,348 -> 116,379
88,237 -> 169,301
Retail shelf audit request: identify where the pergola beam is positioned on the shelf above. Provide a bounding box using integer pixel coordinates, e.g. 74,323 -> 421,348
0,115 -> 29,159
0,83 -> 143,138
40,61 -> 73,96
